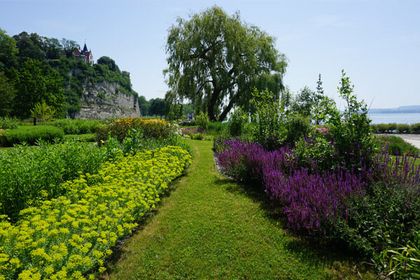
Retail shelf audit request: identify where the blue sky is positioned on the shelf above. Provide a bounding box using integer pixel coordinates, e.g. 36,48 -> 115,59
1,0 -> 419,108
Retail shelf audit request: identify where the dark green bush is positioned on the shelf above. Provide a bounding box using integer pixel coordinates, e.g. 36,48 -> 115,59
411,123 -> 420,134
284,114 -> 311,146
375,135 -> 418,156
334,183 -> 419,258
0,125 -> 64,146
396,123 -> 411,134
0,141 -> 106,219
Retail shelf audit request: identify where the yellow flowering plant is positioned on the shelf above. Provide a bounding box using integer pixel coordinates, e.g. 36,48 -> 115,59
0,146 -> 191,280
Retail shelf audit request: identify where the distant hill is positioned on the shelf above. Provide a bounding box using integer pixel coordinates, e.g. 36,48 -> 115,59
0,30 -> 139,119
369,105 -> 420,114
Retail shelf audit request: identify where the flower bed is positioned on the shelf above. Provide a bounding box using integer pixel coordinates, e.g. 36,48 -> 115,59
0,146 -> 191,279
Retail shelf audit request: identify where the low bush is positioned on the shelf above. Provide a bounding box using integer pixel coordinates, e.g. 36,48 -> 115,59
375,135 -> 419,156
0,142 -> 106,219
96,118 -> 175,143
411,123 -> 420,134
52,119 -> 103,135
228,108 -> 247,137
207,121 -> 227,136
0,126 -> 64,146
335,183 -> 419,258
0,146 -> 191,279
0,117 -> 18,129
371,122 -> 420,134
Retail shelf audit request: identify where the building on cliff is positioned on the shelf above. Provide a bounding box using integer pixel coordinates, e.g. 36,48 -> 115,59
72,43 -> 93,64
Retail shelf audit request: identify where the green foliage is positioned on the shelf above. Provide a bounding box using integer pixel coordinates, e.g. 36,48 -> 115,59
165,6 -> 287,121
0,72 -> 16,116
0,141 -> 106,219
0,30 -> 137,118
250,89 -> 286,150
96,118 -> 175,144
30,100 -> 55,125
195,112 -> 209,131
15,59 -> 65,118
52,118 -> 103,134
294,131 -> 335,171
0,117 -> 18,129
138,95 -> 150,116
0,126 -> 64,146
148,98 -> 167,116
326,70 -> 374,169
375,135 -> 419,156
378,233 -> 420,279
228,108 -> 247,137
284,113 -> 311,146
371,122 -> 420,134
0,29 -> 18,71
0,146 -> 191,278
335,183 -> 419,259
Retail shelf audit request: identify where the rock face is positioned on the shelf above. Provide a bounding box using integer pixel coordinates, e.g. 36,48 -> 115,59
75,82 -> 140,119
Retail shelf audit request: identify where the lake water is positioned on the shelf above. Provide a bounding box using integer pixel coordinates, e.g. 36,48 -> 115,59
368,113 -> 420,124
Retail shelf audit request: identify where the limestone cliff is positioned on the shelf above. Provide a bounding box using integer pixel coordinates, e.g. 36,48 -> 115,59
75,81 -> 140,119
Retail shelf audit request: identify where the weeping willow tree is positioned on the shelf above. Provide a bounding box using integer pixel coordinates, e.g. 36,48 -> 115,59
164,6 -> 287,121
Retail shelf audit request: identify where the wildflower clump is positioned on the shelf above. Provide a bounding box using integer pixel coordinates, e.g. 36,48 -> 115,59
0,146 -> 191,279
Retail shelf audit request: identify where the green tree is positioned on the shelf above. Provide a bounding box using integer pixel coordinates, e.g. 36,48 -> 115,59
0,72 -> 16,116
149,98 -> 167,116
164,6 -> 287,121
0,29 -> 18,72
14,59 -> 65,118
97,56 -> 120,72
138,95 -> 150,116
30,100 -> 55,125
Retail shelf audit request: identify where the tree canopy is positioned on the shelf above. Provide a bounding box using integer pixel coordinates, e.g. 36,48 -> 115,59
164,6 -> 287,121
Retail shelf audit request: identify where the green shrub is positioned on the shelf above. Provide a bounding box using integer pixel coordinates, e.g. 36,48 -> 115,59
284,114 -> 311,146
334,183 -> 419,258
250,89 -> 286,150
228,108 -> 247,137
52,119 -> 103,134
0,117 -> 18,129
207,121 -> 227,136
96,118 -> 175,143
294,132 -> 335,171
396,123 -> 411,134
195,112 -> 209,131
0,142 -> 106,219
0,126 -> 64,146
375,135 -> 419,156
411,123 -> 420,134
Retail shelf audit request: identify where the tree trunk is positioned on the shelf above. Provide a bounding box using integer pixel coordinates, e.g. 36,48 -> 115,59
207,88 -> 220,121
218,94 -> 237,121
33,117 -> 37,126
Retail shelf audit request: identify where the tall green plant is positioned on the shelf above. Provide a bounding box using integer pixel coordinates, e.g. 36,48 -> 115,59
250,89 -> 286,149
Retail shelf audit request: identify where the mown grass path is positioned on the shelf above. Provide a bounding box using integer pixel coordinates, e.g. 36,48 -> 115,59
107,140 -> 354,280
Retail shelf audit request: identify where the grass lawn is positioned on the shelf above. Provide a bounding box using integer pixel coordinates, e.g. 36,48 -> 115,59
106,140 -> 374,280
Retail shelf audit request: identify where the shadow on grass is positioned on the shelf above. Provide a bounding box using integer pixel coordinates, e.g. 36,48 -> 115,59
212,175 -> 373,277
